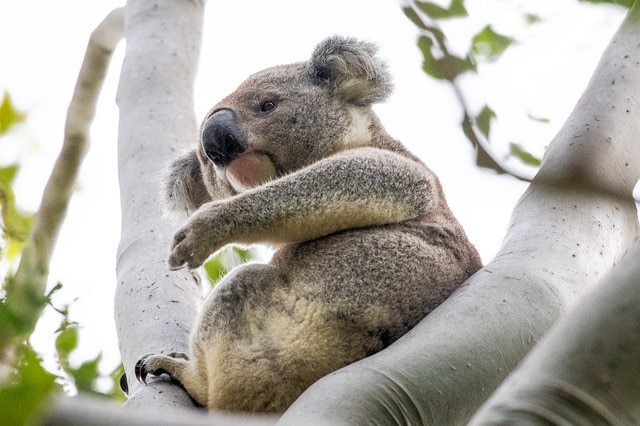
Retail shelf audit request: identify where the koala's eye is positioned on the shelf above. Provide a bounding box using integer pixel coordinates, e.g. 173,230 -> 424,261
260,101 -> 276,113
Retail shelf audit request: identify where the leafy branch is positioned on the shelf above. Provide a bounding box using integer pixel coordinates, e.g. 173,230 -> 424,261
403,0 -> 539,179
0,8 -> 124,425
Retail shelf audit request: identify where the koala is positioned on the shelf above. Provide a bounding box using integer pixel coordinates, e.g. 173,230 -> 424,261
135,36 -> 482,413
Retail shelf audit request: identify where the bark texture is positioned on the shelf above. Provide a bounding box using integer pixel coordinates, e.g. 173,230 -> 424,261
114,0 -> 205,409
469,241 -> 640,424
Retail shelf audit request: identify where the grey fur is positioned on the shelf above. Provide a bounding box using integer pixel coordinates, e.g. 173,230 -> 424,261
143,36 -> 482,412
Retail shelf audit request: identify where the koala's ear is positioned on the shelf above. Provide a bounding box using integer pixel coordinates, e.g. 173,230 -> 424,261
162,149 -> 211,220
309,35 -> 393,105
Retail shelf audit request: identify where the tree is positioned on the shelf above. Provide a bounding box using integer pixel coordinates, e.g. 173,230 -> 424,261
2,0 -> 639,424
280,2 -> 640,424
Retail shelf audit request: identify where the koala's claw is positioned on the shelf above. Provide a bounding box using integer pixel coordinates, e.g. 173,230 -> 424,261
172,230 -> 187,246
134,352 -> 189,384
168,231 -> 210,270
134,354 -> 151,384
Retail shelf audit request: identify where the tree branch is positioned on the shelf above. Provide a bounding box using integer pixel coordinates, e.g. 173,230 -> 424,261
3,7 -> 124,344
469,239 -> 640,424
278,4 -> 640,424
114,0 -> 205,409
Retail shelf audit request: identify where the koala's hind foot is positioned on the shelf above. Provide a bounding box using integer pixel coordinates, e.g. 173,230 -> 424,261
135,352 -> 189,384
135,352 -> 207,407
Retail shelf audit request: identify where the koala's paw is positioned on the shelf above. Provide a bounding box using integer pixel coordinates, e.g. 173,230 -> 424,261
168,222 -> 217,270
135,352 -> 190,384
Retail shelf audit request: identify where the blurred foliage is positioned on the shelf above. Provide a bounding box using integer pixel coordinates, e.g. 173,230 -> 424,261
471,25 -> 514,62
0,96 -> 34,253
55,317 -> 126,402
0,91 -> 125,425
403,0 -> 537,177
0,91 -> 25,134
579,0 -> 633,8
403,0 -> 630,177
509,143 -> 542,167
0,346 -> 57,426
414,0 -> 467,20
204,245 -> 256,285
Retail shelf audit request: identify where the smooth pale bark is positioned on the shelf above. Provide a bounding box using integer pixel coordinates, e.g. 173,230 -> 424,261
114,0 -> 204,409
45,394 -> 277,426
278,5 -> 640,425
470,241 -> 640,424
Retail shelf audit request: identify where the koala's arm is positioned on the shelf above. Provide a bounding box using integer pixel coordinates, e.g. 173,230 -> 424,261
169,147 -> 437,269
162,150 -> 230,219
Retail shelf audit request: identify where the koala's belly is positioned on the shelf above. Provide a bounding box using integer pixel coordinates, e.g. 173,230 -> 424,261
200,224 -> 468,353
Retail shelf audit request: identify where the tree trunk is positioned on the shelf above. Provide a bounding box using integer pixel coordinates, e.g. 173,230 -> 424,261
114,0 -> 205,409
278,4 -> 640,425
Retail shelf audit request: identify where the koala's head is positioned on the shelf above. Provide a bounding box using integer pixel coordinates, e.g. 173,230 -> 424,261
164,36 -> 393,216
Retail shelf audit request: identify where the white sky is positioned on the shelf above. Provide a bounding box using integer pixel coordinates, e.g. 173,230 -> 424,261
0,0 -> 625,389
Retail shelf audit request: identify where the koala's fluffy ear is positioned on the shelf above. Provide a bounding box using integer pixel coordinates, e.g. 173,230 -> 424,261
309,35 -> 393,106
162,149 -> 211,220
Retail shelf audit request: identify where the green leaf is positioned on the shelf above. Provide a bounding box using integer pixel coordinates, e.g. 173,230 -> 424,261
0,298 -> 21,346
524,13 -> 541,25
108,363 -> 127,401
402,6 -> 428,30
461,113 -> 506,174
476,105 -> 496,138
0,164 -> 19,185
471,25 -> 514,61
71,353 -> 102,392
579,0 -> 632,8
0,178 -> 34,242
232,246 -> 253,263
203,253 -> 228,285
416,0 -> 467,19
509,142 -> 541,167
55,325 -> 79,358
0,92 -> 26,135
418,35 -> 475,81
0,346 -> 57,426
527,113 -> 550,124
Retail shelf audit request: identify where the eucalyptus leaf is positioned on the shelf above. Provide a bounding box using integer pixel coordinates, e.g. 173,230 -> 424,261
579,0 -> 632,8
0,164 -> 19,185
0,92 -> 26,134
72,353 -> 102,392
471,25 -> 514,61
0,346 -> 57,426
204,253 -> 228,285
402,6 -> 428,30
509,142 -> 542,166
476,105 -> 496,138
418,35 -> 475,81
415,0 -> 467,19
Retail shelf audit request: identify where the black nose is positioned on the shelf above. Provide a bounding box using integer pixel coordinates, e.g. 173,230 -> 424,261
201,109 -> 246,166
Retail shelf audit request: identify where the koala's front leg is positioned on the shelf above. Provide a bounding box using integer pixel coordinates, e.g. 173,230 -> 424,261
168,201 -> 232,269
169,147 -> 436,270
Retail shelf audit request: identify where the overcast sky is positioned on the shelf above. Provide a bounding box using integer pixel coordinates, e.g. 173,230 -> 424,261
0,0 -> 626,389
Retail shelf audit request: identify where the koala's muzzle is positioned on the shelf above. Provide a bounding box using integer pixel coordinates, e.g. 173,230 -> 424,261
201,109 -> 246,166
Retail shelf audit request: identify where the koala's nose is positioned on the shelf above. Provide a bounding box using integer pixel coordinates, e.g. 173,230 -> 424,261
201,109 -> 246,166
